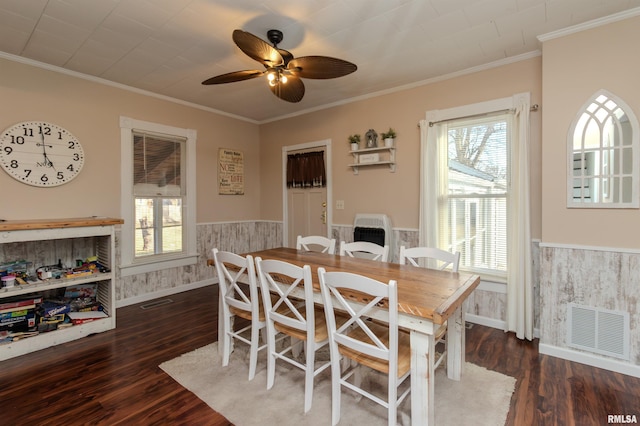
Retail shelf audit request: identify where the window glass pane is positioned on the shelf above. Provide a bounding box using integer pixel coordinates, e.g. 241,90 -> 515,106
135,198 -> 155,256
445,115 -> 508,274
162,199 -> 182,254
134,197 -> 183,257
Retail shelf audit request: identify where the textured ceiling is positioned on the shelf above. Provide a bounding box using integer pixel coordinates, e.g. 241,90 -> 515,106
1,0 -> 639,123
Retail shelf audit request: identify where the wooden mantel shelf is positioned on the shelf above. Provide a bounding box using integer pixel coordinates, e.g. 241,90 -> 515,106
0,217 -> 124,232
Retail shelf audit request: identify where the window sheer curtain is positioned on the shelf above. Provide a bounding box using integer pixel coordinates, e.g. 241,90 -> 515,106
507,96 -> 533,340
419,93 -> 533,340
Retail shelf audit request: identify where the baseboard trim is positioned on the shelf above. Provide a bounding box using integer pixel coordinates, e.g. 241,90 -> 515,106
466,313 -> 506,330
539,343 -> 640,378
116,278 -> 217,309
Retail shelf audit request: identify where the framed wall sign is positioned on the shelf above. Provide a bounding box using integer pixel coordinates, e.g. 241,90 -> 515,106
218,148 -> 244,195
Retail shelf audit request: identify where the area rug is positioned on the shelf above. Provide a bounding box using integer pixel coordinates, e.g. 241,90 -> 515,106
160,342 -> 515,425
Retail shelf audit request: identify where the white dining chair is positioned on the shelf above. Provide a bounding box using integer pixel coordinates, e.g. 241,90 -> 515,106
318,267 -> 411,426
296,235 -> 337,254
398,245 -> 461,370
339,241 -> 389,262
398,246 -> 460,272
212,248 -> 267,381
255,256 -> 333,413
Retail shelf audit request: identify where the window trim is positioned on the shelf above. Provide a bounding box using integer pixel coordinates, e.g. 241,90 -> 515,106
120,116 -> 197,277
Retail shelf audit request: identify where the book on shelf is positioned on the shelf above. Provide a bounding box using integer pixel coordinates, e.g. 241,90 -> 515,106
0,312 -> 36,332
0,309 -> 31,320
67,311 -> 108,325
39,302 -> 71,318
0,295 -> 43,311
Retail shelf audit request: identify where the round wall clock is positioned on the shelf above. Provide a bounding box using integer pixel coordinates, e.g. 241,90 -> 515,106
0,121 -> 85,187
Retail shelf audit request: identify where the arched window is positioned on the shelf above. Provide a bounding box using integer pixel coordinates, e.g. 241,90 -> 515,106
568,90 -> 639,208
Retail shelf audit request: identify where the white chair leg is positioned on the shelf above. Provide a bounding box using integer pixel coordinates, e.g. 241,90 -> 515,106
266,326 -> 276,390
291,337 -> 303,358
248,322 -> 260,380
388,379 -> 397,426
331,356 -> 342,426
353,365 -> 363,402
221,311 -> 232,367
304,341 -> 315,413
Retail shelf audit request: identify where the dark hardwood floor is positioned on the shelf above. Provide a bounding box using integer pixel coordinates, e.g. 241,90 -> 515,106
1,285 -> 638,425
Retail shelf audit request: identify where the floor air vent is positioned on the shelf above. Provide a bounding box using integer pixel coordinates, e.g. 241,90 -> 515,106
567,303 -> 629,360
140,298 -> 174,310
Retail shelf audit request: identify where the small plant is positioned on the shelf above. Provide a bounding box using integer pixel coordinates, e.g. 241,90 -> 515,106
381,128 -> 397,139
348,134 -> 361,144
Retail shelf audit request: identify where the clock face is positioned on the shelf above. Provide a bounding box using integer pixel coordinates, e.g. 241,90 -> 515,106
0,121 -> 85,187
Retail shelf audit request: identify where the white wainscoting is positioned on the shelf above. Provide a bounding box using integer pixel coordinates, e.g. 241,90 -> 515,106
539,242 -> 640,377
115,220 -> 283,307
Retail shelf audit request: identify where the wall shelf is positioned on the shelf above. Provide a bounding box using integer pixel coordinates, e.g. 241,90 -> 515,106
348,146 -> 396,174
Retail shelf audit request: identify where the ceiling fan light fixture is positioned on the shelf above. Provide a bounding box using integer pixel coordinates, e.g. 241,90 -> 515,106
267,68 -> 288,86
202,29 -> 356,103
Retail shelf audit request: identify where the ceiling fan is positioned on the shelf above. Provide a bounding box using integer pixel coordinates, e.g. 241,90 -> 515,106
201,29 -> 357,103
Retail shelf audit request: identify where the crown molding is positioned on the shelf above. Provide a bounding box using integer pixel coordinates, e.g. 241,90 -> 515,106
538,6 -> 640,42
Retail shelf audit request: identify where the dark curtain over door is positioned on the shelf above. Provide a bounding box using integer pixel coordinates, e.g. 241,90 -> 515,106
287,151 -> 326,188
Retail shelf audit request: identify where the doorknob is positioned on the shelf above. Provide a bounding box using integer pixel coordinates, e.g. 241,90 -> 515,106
321,201 -> 327,224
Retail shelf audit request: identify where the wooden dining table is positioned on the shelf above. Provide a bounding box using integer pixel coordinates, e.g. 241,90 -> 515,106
217,247 -> 480,426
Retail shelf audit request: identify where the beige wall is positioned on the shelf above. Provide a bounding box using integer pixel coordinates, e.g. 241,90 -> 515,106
259,57 -> 543,238
0,58 -> 261,223
541,15 -> 640,248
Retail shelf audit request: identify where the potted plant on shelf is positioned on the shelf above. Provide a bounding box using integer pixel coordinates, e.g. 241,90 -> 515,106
348,134 -> 361,151
381,128 -> 397,147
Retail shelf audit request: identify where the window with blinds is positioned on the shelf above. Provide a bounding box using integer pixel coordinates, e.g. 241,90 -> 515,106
133,131 -> 185,258
443,114 -> 509,276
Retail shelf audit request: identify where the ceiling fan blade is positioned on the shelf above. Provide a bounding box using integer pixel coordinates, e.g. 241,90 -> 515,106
288,56 -> 357,79
269,75 -> 305,103
233,29 -> 283,67
201,70 -> 264,85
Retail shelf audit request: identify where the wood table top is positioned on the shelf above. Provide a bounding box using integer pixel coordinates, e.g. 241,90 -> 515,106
245,247 -> 480,325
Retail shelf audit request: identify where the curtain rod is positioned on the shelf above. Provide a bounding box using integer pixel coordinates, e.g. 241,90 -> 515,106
423,104 -> 539,127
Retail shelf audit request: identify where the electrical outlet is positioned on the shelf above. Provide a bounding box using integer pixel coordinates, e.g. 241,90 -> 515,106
336,200 -> 345,210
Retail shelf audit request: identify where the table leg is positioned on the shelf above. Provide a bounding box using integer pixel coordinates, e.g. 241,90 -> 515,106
446,305 -> 465,380
410,330 -> 435,426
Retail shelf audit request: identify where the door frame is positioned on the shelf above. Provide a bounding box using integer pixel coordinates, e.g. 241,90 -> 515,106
282,139 -> 332,246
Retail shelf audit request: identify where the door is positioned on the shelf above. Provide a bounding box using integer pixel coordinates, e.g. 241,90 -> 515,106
287,187 -> 327,247
283,141 -> 332,248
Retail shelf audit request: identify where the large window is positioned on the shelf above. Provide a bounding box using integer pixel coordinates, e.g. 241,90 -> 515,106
445,114 -> 509,277
120,117 -> 197,276
422,94 -> 530,282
